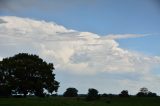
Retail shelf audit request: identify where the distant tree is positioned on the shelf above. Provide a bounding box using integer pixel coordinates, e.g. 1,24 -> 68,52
86,88 -> 99,101
136,91 -> 157,97
101,93 -> 108,97
140,87 -> 149,94
136,92 -> 146,97
136,87 -> 157,97
63,87 -> 78,97
119,90 -> 129,97
147,92 -> 157,97
0,53 -> 59,97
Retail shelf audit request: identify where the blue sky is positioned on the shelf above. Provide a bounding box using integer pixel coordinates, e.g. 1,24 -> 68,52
1,0 -> 160,55
0,0 -> 160,94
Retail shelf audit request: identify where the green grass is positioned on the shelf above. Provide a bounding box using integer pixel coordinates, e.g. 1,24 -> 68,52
0,97 -> 160,106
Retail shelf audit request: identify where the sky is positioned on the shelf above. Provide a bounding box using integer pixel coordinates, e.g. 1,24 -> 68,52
0,0 -> 160,95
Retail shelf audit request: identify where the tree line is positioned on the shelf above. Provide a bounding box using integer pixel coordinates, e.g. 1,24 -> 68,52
63,87 -> 158,101
0,53 -> 158,99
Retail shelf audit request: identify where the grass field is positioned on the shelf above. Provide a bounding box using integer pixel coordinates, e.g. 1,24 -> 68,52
0,97 -> 160,106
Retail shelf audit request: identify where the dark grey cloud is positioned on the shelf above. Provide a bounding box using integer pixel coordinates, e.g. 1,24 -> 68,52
0,18 -> 7,24
0,0 -> 8,11
0,0 -> 39,12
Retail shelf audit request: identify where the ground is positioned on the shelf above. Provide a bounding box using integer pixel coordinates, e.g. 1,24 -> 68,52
0,97 -> 160,106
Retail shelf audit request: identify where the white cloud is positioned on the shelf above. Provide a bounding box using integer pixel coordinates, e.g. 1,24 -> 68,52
1,16 -> 160,94
0,16 -> 159,76
0,56 -> 3,61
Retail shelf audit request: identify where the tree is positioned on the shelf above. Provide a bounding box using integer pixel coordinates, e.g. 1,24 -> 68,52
119,90 -> 129,97
101,93 -> 108,97
136,92 -> 146,97
0,53 -> 59,97
136,87 -> 150,97
147,92 -> 157,97
86,88 -> 99,101
63,87 -> 78,97
0,61 -> 12,97
140,87 -> 149,94
0,85 -> 12,97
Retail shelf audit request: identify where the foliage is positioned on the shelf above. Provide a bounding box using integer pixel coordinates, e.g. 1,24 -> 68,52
101,93 -> 108,97
140,87 -> 149,94
136,87 -> 148,97
0,85 -> 12,97
0,53 -> 59,97
63,87 -> 78,97
136,92 -> 146,97
119,90 -> 129,97
136,87 -> 157,97
86,88 -> 99,101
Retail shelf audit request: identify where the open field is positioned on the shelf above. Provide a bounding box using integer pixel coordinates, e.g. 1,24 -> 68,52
0,97 -> 160,106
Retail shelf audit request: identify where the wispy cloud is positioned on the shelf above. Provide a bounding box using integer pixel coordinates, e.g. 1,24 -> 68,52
105,34 -> 148,40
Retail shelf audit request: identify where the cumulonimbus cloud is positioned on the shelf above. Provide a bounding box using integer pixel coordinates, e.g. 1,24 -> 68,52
0,16 -> 160,75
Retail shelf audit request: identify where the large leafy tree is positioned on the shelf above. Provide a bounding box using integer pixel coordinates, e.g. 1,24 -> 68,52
0,53 -> 59,97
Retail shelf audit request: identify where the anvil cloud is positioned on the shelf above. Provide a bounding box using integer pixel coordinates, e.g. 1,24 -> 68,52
0,16 -> 159,75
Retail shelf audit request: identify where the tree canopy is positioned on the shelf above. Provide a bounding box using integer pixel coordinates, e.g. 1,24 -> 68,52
119,90 -> 129,97
136,87 -> 157,97
86,88 -> 99,101
0,53 -> 59,97
63,87 -> 78,97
